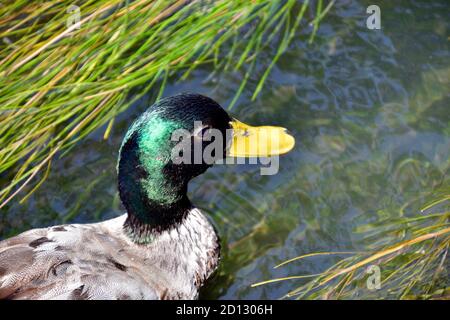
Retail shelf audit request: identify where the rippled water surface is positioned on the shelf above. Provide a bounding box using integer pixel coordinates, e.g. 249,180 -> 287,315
1,0 -> 449,299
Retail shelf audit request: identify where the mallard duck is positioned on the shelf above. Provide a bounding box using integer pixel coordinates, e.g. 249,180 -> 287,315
0,93 -> 294,300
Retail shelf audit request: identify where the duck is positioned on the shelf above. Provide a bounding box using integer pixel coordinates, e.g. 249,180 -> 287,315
0,93 -> 295,300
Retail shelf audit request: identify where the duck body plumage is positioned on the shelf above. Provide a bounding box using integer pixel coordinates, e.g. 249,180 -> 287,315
0,208 -> 219,300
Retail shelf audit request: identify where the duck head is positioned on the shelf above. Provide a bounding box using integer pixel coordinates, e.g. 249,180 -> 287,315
118,93 -> 294,243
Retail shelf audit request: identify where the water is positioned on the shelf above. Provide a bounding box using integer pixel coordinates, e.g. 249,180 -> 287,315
1,0 -> 449,299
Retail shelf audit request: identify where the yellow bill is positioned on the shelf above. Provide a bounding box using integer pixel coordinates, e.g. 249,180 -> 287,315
227,118 -> 295,157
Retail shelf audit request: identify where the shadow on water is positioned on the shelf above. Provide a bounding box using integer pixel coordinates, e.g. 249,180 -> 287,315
1,0 -> 449,299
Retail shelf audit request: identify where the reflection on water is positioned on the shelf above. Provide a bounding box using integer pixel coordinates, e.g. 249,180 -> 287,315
1,0 -> 449,299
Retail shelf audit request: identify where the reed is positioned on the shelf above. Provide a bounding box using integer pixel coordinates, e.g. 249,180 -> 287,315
0,0 -> 329,207
253,186 -> 450,299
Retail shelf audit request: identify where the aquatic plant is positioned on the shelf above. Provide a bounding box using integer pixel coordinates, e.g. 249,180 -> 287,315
253,186 -> 450,299
0,0 -> 332,207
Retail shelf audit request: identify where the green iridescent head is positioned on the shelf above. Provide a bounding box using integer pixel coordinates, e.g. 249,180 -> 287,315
118,93 -> 232,239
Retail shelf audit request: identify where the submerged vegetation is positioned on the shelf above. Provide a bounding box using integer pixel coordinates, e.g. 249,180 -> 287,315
0,0 -> 332,207
253,185 -> 450,299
